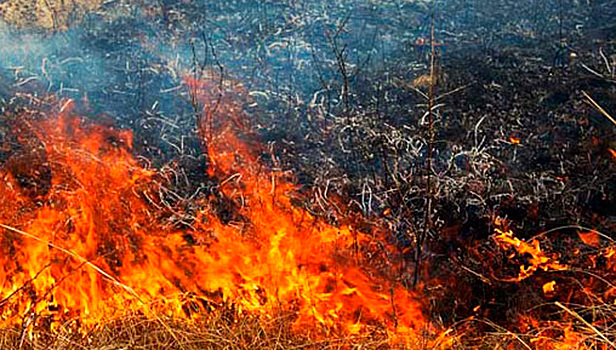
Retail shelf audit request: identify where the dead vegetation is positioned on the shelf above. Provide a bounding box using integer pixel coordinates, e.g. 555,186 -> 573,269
0,0 -> 103,30
0,310 -> 395,350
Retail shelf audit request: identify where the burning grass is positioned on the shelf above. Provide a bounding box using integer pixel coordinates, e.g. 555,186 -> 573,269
0,91 -> 442,347
0,52 -> 614,350
0,1 -> 615,348
0,92 -> 614,350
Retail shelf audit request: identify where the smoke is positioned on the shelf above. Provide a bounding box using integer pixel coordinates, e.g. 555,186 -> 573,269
0,0 -> 599,169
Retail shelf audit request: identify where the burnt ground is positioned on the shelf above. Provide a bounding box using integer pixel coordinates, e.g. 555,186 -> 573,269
421,39 -> 616,328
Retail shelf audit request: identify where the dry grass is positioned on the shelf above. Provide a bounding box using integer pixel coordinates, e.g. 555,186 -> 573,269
2,308 -> 615,350
0,308 -> 400,350
0,0 -> 102,30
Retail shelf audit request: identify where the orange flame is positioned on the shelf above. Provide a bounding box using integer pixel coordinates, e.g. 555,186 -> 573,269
493,221 -> 568,282
0,83 -> 432,344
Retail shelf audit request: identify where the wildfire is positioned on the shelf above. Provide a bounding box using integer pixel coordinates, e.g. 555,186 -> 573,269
0,81 -> 432,344
4,75 -> 609,349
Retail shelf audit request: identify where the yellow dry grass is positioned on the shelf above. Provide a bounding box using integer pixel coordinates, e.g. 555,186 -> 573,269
0,0 -> 102,30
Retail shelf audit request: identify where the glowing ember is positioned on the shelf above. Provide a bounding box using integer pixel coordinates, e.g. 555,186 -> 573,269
542,281 -> 556,294
578,231 -> 600,248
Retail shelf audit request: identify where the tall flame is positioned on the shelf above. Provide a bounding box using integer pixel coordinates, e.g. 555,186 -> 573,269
0,80 -> 430,344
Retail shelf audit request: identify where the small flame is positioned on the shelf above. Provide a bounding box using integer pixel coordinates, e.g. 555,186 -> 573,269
493,220 -> 567,281
542,281 -> 556,294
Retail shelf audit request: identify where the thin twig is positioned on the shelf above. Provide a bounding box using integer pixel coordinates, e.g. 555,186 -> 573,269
414,9 -> 437,288
555,301 -> 616,348
582,91 -> 616,126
